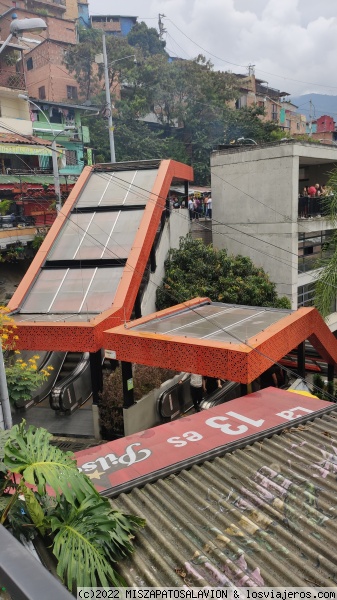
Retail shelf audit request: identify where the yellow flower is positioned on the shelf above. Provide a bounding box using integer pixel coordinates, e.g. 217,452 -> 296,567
14,350 -> 21,355
1,334 -> 8,340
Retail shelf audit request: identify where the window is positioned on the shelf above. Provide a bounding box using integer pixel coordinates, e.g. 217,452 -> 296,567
298,229 -> 334,273
271,104 -> 278,121
67,86 -> 78,99
65,149 -> 77,166
38,86 -> 46,100
50,108 -> 62,124
26,57 -> 33,70
297,283 -> 315,307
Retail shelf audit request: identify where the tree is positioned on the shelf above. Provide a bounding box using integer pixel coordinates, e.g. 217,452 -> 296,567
223,105 -> 281,143
127,21 -> 168,56
65,24 -> 283,184
314,173 -> 337,317
156,236 -> 291,310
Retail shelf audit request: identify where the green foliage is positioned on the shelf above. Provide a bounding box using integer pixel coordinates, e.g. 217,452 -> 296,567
156,236 -> 291,310
5,354 -> 53,403
32,234 -> 46,251
0,200 -> 10,216
127,21 -> 168,56
65,22 -> 283,185
314,169 -> 337,317
223,105 -> 280,143
0,421 -> 145,590
312,373 -> 335,401
100,365 -> 177,432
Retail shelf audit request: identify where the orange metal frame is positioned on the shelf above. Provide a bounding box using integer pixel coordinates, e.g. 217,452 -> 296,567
8,160 -> 193,352
103,300 -> 337,384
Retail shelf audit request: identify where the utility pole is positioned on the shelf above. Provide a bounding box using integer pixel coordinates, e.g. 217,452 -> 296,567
308,99 -> 313,137
102,33 -> 116,163
0,339 -> 12,429
158,14 -> 166,41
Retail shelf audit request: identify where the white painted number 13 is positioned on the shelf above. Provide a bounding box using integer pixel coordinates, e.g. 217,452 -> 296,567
205,411 -> 264,435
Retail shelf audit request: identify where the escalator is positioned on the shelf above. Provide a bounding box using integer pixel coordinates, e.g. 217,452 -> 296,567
13,350 -> 93,414
200,380 -> 241,410
50,352 -> 92,413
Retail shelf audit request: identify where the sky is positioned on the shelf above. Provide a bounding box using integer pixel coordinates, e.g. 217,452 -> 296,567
89,0 -> 337,109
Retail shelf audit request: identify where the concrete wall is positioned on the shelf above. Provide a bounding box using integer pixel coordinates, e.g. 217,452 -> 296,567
123,373 -> 183,436
211,143 -> 337,309
0,96 -> 32,135
141,207 -> 189,315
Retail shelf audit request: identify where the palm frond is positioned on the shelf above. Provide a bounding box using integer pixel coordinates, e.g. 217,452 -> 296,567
4,422 -> 97,504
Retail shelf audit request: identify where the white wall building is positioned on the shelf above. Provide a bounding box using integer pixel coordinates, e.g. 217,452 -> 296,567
211,141 -> 337,329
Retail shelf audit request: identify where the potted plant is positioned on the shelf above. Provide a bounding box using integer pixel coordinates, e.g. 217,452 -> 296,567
0,421 -> 145,591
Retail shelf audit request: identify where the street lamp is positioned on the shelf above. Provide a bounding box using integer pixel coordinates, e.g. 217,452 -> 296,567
237,137 -> 258,145
95,37 -> 136,163
18,94 -> 71,212
0,15 -> 47,56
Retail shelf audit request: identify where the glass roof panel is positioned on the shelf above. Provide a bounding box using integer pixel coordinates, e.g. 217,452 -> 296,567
76,170 -> 158,208
47,210 -> 144,261
83,268 -> 123,312
131,305 -> 292,343
21,267 -> 124,314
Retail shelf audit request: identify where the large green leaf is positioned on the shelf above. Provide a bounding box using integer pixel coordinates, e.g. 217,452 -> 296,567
4,422 -> 97,505
50,495 -> 126,590
22,485 -> 46,535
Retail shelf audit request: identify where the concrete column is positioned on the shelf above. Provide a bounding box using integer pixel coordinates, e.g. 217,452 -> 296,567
89,350 -> 103,405
121,361 -> 135,408
297,342 -> 306,378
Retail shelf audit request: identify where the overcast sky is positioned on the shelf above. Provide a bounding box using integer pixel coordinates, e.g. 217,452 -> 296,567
90,0 -> 337,109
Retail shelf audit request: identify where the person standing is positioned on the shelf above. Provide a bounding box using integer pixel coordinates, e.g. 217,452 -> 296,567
189,373 -> 203,412
203,375 -> 222,395
188,196 -> 194,222
206,195 -> 212,220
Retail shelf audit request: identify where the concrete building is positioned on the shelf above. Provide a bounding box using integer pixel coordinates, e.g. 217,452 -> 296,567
231,73 -> 306,136
211,141 -> 337,328
90,14 -> 137,37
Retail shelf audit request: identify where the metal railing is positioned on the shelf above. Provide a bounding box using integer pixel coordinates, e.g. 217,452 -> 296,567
298,196 -> 324,219
0,70 -> 25,90
0,525 -> 73,600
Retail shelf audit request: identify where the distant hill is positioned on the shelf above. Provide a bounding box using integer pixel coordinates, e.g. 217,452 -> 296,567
288,93 -> 337,120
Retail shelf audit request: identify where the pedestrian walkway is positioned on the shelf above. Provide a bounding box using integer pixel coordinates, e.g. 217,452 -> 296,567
190,216 -> 212,245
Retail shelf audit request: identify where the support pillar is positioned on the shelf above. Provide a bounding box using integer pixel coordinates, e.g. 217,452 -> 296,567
150,245 -> 156,273
297,342 -> 305,378
328,363 -> 335,383
134,291 -> 142,319
184,180 -> 189,207
121,361 -> 135,408
89,350 -> 103,405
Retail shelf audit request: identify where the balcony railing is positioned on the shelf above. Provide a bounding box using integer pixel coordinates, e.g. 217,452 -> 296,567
298,196 -> 324,219
0,525 -> 73,600
0,69 -> 25,90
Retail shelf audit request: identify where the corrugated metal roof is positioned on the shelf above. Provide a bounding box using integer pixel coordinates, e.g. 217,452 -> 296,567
112,410 -> 337,587
0,133 -> 54,146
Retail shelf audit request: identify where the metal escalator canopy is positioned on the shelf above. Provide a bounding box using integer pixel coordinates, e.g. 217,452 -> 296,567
103,298 -> 337,383
9,159 -> 193,351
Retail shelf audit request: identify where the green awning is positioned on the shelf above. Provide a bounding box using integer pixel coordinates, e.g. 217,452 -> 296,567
0,143 -> 52,156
